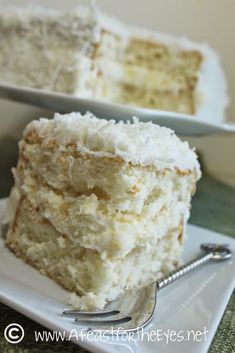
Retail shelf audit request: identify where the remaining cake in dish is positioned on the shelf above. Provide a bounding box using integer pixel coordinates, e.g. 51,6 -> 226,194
0,5 -> 228,122
6,112 -> 201,309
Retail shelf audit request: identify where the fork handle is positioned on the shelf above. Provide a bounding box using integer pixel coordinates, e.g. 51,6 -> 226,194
157,252 -> 214,290
157,243 -> 232,290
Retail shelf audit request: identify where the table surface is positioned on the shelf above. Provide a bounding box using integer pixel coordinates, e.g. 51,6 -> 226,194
0,137 -> 234,353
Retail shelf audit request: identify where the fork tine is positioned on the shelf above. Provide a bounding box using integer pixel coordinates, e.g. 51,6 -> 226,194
62,309 -> 120,318
75,316 -> 132,326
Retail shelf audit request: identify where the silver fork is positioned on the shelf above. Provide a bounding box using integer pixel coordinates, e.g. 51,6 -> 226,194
62,243 -> 232,335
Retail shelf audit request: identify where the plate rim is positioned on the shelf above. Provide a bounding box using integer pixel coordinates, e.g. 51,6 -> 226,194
0,82 -> 235,136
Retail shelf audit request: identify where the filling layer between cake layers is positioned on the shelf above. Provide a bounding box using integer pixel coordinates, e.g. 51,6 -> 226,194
6,112 -> 200,309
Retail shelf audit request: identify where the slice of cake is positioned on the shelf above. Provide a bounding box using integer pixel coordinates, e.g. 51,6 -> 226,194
0,5 -> 228,122
6,112 -> 201,309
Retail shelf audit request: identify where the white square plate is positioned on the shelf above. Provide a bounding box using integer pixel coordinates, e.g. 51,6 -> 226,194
1,83 -> 235,136
0,198 -> 234,353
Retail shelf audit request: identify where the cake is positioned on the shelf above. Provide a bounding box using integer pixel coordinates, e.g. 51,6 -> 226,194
0,5 -> 228,122
6,112 -> 201,309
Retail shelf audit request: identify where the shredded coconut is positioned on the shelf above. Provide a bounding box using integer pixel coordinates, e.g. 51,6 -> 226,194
25,112 -> 201,178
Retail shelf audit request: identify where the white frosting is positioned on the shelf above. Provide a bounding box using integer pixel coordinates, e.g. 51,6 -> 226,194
0,5 -> 100,45
25,112 -> 201,178
195,45 -> 229,123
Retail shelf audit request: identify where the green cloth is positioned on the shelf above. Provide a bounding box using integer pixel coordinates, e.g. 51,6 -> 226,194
0,136 -> 234,353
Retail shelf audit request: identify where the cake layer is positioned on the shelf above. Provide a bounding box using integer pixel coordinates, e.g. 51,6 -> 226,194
94,79 -> 195,113
19,135 -> 196,212
6,196 -> 183,309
